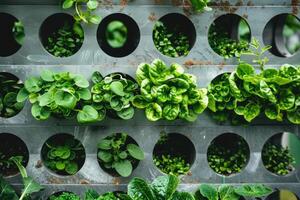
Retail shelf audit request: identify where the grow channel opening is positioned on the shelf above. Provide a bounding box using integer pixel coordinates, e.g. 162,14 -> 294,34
262,132 -> 300,176
265,189 -> 300,200
153,13 -> 196,58
0,72 -> 25,118
208,13 -> 251,59
207,132 -> 250,176
97,13 -> 140,57
263,13 -> 300,57
41,133 -> 86,176
0,12 -> 24,57
153,132 -> 196,176
39,13 -> 84,58
0,133 -> 29,177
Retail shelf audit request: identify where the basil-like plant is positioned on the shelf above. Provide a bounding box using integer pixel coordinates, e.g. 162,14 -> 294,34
0,156 -> 43,200
49,192 -> 80,200
91,72 -> 138,120
197,184 -> 273,200
126,175 -> 195,200
208,38 -> 300,124
62,0 -> 101,24
17,70 -> 99,123
0,73 -> 25,118
97,133 -> 144,177
133,59 -> 208,121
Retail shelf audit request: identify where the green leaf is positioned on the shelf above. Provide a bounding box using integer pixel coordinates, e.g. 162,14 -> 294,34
87,0 -> 99,9
151,175 -> 179,200
77,105 -> 99,123
54,90 -> 77,109
127,144 -> 144,160
199,184 -> 218,200
128,177 -> 155,200
145,103 -> 162,121
117,107 -> 135,120
41,70 -> 54,82
0,176 -> 19,200
132,95 -> 150,109
279,89 -> 295,110
20,177 -> 43,200
234,184 -> 273,197
91,71 -> 103,84
38,92 -> 52,107
287,108 -> 300,124
98,151 -> 113,163
24,77 -> 41,93
97,139 -> 112,150
74,75 -> 89,88
31,103 -> 50,120
110,81 -> 125,96
73,22 -> 84,38
77,88 -> 91,100
218,185 -> 239,200
243,102 -> 260,122
236,63 -> 255,79
171,191 -> 195,200
65,162 -> 78,175
89,15 -> 101,24
115,160 -> 132,177
62,0 -> 74,9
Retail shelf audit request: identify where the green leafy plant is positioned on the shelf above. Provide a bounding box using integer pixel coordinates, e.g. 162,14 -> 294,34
91,72 -> 138,120
62,0 -> 101,24
17,70 -> 99,123
49,192 -> 81,200
126,175 -> 195,200
44,23 -> 84,57
0,153 -> 27,177
0,156 -> 43,200
42,137 -> 85,175
84,190 -> 128,200
106,21 -> 128,48
196,184 -> 273,200
97,133 -> 144,177
12,21 -> 25,45
154,154 -> 191,176
133,59 -> 208,121
207,138 -> 249,176
0,73 -> 25,118
189,0 -> 211,12
208,38 -> 300,124
262,143 -> 295,176
153,21 -> 190,57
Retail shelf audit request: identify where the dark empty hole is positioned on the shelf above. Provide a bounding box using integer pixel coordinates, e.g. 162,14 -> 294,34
153,13 -> 196,58
39,13 -> 84,57
97,133 -> 142,177
0,72 -> 25,118
262,132 -> 300,176
41,133 -> 86,176
265,190 -> 300,200
0,12 -> 24,57
208,14 -> 251,59
0,133 -> 29,177
47,191 -> 80,200
153,132 -> 196,176
97,13 -> 140,57
207,133 -> 250,176
263,14 -> 300,57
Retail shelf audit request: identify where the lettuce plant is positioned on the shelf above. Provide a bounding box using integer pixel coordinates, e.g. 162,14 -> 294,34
91,72 -> 138,120
197,184 -> 273,200
97,133 -> 144,177
133,59 -> 208,121
17,70 -> 99,123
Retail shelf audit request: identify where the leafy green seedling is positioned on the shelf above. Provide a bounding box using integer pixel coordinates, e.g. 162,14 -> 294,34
189,0 -> 212,12
12,21 -> 25,45
154,155 -> 191,176
106,20 -> 128,48
49,192 -> 81,200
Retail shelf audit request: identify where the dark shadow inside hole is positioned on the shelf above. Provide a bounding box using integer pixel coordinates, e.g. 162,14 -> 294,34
0,13 -> 22,57
97,13 -> 140,57
207,133 -> 250,176
0,133 -> 29,177
153,13 -> 196,57
0,72 -> 25,118
47,191 -> 80,200
153,133 -> 196,166
97,133 -> 140,177
208,14 -> 251,58
39,13 -> 84,57
265,190 -> 300,200
41,133 -> 86,176
262,132 -> 300,176
263,14 -> 300,57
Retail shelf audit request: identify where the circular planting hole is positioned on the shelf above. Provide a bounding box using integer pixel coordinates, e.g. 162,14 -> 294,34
152,13 -> 196,58
0,133 -> 29,177
153,132 -> 196,176
41,133 -> 86,176
97,13 -> 140,57
265,190 -> 300,200
0,12 -> 25,57
91,72 -> 138,120
97,132 -> 144,177
47,191 -> 80,200
208,14 -> 251,59
207,133 -> 250,176
263,14 -> 300,57
0,72 -> 25,118
39,13 -> 84,57
262,132 -> 300,176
